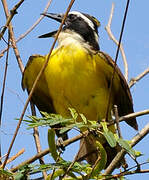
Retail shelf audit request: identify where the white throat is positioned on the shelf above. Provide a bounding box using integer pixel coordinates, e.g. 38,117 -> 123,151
57,30 -> 91,50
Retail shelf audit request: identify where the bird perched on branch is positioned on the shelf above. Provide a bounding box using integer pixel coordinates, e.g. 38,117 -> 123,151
22,11 -> 138,167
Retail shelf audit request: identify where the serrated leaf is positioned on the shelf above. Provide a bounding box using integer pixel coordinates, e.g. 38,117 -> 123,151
101,122 -> 108,132
103,131 -> 117,148
134,150 -> 142,157
48,129 -> 58,161
68,108 -> 78,120
46,169 -> 64,180
0,169 -> 14,180
79,113 -> 87,124
88,120 -> 98,126
117,138 -> 136,158
59,126 -> 73,134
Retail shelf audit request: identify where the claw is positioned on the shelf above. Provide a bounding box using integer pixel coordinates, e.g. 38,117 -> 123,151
56,137 -> 65,152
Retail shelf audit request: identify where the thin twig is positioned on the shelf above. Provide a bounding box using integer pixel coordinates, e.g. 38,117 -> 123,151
17,0 -> 53,42
0,148 -> 25,167
118,109 -> 149,123
62,139 -> 85,179
1,0 -> 25,169
105,3 -> 128,81
87,155 -> 101,179
2,0 -> 24,72
129,67 -> 149,88
0,0 -> 24,39
104,167 -> 149,180
11,132 -> 86,172
0,0 -> 53,58
2,0 -> 75,169
0,33 -> 10,125
0,32 -> 10,163
103,122 -> 149,175
1,0 -> 48,171
105,0 -> 130,122
113,105 -> 122,138
30,102 -> 47,179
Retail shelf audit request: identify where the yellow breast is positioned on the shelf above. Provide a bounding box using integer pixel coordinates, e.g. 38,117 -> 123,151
45,44 -> 114,121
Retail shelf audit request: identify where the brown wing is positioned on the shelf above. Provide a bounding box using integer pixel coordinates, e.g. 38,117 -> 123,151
99,51 -> 138,130
22,55 -> 68,140
22,55 -> 56,114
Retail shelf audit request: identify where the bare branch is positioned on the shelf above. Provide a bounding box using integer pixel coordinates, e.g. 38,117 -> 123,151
0,0 -> 25,39
0,0 -> 53,59
105,3 -> 128,81
105,0 -> 130,121
114,105 -> 122,138
30,102 -> 47,179
129,67 -> 149,88
17,0 -> 53,42
11,132 -> 86,172
0,33 -> 10,126
2,0 -> 24,73
0,148 -> 25,167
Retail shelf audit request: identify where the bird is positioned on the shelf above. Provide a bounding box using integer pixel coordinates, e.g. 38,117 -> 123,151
22,11 -> 138,167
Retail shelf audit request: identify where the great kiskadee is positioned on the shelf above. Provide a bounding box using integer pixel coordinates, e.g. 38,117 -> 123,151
22,11 -> 138,167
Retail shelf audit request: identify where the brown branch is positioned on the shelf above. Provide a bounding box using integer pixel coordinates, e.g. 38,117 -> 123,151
1,0 -> 50,171
105,3 -> 128,81
11,132 -> 86,173
62,138 -> 85,179
114,105 -> 122,138
0,0 -> 53,59
1,0 -> 25,169
105,0 -> 130,122
0,32 -> 10,163
0,148 -> 25,167
0,33 -> 10,128
129,67 -> 149,88
2,0 -> 75,170
118,109 -> 149,123
103,122 -> 149,175
2,0 -> 24,72
0,0 -> 24,39
30,102 -> 47,179
104,167 -> 149,179
17,0 -> 53,42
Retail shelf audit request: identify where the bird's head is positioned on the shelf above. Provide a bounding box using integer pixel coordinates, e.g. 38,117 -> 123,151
39,11 -> 100,51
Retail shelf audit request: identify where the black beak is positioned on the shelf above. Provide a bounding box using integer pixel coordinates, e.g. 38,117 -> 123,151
39,13 -> 64,38
42,13 -> 64,23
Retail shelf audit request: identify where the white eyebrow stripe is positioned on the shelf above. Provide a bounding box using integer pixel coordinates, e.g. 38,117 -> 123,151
69,11 -> 95,30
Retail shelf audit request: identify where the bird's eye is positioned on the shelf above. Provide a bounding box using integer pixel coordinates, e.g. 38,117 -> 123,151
68,14 -> 76,20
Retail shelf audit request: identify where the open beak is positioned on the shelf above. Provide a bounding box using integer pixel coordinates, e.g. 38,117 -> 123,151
42,13 -> 64,23
39,13 -> 64,38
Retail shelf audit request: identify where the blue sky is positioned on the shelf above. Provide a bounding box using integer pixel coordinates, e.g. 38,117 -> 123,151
1,0 -> 149,179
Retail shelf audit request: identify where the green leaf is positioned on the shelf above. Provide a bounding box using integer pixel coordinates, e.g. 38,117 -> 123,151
48,129 -> 58,161
46,169 -> 64,180
68,108 -> 78,120
79,113 -> 87,124
134,150 -> 142,157
59,125 -> 74,134
0,169 -> 14,180
91,141 -> 107,177
117,138 -> 136,158
101,122 -> 108,132
103,131 -> 117,148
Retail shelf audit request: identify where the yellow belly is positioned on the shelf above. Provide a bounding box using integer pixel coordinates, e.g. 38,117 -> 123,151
45,44 -> 114,122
